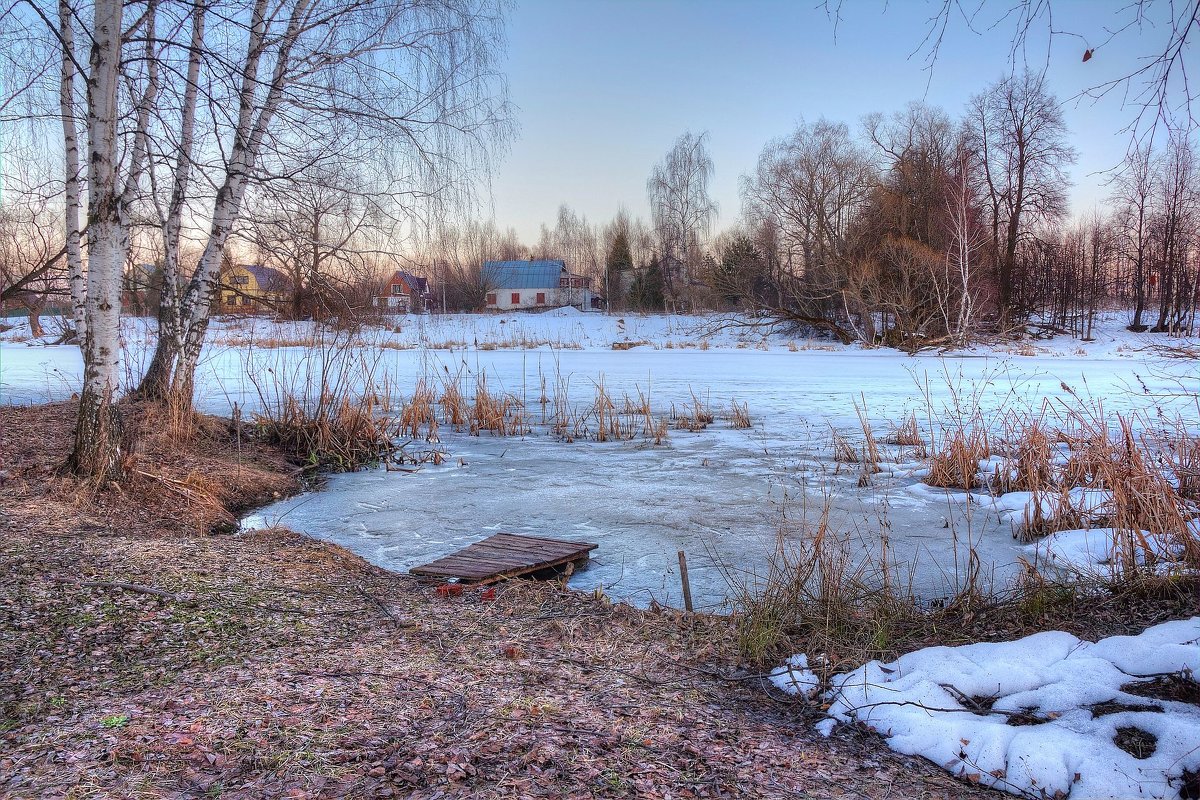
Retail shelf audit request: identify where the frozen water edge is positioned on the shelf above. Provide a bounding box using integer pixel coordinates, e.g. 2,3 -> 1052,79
4,312 -> 1199,609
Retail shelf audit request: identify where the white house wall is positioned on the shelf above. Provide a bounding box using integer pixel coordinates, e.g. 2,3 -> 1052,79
488,287 -> 593,311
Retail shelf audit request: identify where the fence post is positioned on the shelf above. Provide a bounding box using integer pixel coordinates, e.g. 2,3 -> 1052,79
677,550 -> 693,612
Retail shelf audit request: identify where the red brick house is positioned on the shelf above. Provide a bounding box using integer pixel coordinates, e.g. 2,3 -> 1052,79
375,270 -> 433,313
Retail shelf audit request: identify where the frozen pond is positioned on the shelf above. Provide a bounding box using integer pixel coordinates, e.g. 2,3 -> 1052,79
230,348 -> 1192,610
4,315 -> 1196,609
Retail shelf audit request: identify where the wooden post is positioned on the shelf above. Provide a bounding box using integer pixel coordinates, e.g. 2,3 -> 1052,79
677,550 -> 693,612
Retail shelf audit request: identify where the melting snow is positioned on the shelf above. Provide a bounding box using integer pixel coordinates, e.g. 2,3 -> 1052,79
790,617 -> 1200,799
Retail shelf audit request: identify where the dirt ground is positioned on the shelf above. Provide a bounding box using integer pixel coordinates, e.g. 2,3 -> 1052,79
2,401 -> 1186,799
0,401 -> 993,799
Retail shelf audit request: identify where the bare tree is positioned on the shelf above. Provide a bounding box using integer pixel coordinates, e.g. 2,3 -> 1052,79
1151,132 -> 1198,333
0,164 -> 69,317
969,71 -> 1076,323
245,163 -> 395,321
741,118 -> 876,337
134,0 -> 512,406
647,131 -> 716,310
1112,145 -> 1156,329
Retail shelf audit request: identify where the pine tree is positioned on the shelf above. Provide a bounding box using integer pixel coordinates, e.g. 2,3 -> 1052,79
711,235 -> 764,307
605,229 -> 634,308
630,259 -> 665,311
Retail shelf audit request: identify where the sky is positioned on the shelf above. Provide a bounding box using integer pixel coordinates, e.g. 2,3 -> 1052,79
488,0 -> 1188,243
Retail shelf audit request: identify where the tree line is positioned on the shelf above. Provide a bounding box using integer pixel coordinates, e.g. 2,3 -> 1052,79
420,72 -> 1197,348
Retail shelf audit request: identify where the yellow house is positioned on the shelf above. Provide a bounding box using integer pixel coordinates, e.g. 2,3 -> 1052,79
218,264 -> 291,312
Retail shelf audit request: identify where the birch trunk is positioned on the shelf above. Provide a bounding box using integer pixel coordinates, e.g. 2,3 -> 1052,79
58,0 -> 86,343
168,0 -> 311,408
140,0 -> 206,400
68,0 -> 124,478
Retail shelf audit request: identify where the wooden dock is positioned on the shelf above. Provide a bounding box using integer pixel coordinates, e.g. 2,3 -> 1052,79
409,533 -> 598,584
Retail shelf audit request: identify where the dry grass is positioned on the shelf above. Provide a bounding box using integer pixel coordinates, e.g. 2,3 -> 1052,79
215,334 -> 317,349
728,400 -> 751,430
252,392 -> 394,471
470,376 -> 528,436
721,499 -> 924,669
925,427 -> 989,490
439,375 -> 470,430
854,401 -> 882,485
992,415 -> 1055,495
919,385 -> 1200,575
397,380 -> 438,442
1163,430 -> 1200,501
830,429 -> 859,464
885,414 -> 924,447
1015,488 -> 1087,541
672,391 -> 714,432
244,335 -> 400,471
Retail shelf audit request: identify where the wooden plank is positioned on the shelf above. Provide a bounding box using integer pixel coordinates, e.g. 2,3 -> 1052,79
410,532 -> 598,584
490,534 -> 598,553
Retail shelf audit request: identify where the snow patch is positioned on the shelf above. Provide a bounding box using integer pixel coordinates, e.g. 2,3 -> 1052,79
1024,528 -> 1186,578
798,618 -> 1200,799
768,654 -> 820,698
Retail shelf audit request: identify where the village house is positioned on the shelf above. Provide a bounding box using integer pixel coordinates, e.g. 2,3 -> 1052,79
218,264 -> 291,312
481,259 -> 599,311
374,270 -> 433,313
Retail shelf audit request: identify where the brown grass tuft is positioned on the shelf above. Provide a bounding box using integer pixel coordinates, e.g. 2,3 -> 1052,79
925,428 -> 989,490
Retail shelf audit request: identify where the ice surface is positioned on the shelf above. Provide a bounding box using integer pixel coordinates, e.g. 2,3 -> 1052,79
4,312 -> 1198,609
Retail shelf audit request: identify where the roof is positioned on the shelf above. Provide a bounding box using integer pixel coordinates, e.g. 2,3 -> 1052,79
387,270 -> 431,296
238,264 -> 291,293
482,260 -> 566,290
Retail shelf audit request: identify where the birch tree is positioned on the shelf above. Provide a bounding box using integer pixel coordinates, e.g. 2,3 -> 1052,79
58,0 -> 86,341
941,141 -> 987,343
61,0 -> 160,477
137,0 -> 511,405
647,131 -> 716,309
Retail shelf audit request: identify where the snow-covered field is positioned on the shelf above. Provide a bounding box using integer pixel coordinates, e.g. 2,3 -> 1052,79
2,310 -> 1197,609
773,617 -> 1200,799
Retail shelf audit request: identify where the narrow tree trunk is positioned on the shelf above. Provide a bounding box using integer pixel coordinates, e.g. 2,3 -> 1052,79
138,0 -> 204,401
58,0 -> 86,344
160,0 -> 308,409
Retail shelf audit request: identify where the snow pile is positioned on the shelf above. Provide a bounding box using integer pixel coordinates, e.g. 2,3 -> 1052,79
768,654 -> 820,698
1024,528 -> 1187,578
804,618 -> 1200,799
985,488 -> 1114,530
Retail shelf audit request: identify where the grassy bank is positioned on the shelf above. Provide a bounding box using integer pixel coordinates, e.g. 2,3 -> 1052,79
0,401 -> 986,799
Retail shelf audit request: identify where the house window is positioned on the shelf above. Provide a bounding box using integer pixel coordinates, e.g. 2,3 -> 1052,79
233,275 -> 249,286
486,293 -> 497,306
536,292 -> 546,305
241,296 -> 252,306
392,284 -> 403,295
559,277 -> 568,288
225,294 -> 235,305
511,292 -> 520,305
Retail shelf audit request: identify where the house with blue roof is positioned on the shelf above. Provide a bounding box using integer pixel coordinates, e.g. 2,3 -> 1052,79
481,259 -> 598,311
